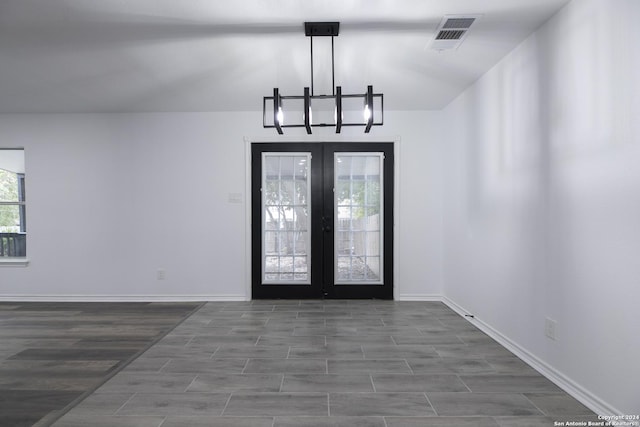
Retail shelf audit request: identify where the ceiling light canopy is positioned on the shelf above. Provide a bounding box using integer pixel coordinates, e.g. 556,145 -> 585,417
263,22 -> 383,134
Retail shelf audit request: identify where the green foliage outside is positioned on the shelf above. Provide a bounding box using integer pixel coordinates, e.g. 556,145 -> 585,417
264,179 -> 308,255
0,169 -> 20,232
336,178 -> 380,218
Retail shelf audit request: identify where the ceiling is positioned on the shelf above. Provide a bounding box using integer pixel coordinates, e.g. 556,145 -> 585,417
0,0 -> 570,114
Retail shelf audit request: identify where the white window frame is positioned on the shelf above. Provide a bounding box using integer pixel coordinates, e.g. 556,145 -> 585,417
261,152 -> 312,285
0,148 -> 28,266
334,152 -> 384,285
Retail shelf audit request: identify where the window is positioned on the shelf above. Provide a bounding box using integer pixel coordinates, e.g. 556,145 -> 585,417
0,149 -> 26,258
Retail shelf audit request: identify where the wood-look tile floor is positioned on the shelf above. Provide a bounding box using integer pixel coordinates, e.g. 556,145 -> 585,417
48,301 -> 598,427
0,302 -> 202,427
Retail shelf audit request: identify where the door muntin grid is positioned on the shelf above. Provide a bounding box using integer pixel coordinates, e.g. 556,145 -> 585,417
262,153 -> 312,284
334,153 -> 384,285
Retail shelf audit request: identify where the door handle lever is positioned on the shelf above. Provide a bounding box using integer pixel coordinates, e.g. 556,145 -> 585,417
322,217 -> 332,232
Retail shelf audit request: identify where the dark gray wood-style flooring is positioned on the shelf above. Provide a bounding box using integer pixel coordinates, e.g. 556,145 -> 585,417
44,300 -> 597,427
0,302 -> 202,427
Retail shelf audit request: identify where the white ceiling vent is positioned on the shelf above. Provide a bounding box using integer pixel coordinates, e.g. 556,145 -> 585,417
430,15 -> 481,51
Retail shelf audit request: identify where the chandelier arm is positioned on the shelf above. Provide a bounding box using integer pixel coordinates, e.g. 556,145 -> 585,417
335,86 -> 342,133
304,87 -> 312,134
365,85 -> 374,133
273,88 -> 282,134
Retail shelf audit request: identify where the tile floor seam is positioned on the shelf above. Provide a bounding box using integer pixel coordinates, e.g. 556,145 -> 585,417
157,358 -> 172,373
114,391 -> 139,415
369,374 -> 377,392
183,373 -> 199,392
424,391 -> 439,416
209,345 -> 220,358
326,392 -> 330,416
522,392 -> 550,416
241,358 -> 250,374
184,335 -> 196,346
458,373 -> 473,392
219,392 -> 234,416
404,358 -> 415,374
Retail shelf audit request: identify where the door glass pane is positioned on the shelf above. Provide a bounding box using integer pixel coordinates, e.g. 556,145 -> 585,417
262,153 -> 311,284
334,152 -> 384,284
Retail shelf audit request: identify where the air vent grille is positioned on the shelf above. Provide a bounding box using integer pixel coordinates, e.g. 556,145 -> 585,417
430,14 -> 481,51
436,30 -> 466,40
442,18 -> 476,29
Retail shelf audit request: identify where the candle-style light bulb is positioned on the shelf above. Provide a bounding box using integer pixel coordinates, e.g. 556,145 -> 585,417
276,107 -> 284,125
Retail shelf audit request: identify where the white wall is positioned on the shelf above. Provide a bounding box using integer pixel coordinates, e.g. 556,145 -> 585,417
442,0 -> 640,414
0,110 -> 444,300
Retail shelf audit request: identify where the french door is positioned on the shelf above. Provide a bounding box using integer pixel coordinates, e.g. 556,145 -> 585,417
251,142 -> 393,299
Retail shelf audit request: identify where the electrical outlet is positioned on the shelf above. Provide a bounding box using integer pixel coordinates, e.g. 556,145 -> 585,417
545,317 -> 557,340
157,269 -> 166,280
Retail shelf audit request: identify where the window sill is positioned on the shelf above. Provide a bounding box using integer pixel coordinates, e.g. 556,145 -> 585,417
0,258 -> 29,267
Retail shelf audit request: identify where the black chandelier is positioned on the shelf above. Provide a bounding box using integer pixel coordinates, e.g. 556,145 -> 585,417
263,22 -> 383,134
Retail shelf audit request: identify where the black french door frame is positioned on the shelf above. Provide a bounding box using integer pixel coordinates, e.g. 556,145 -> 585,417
251,142 -> 394,299
252,143 -> 323,299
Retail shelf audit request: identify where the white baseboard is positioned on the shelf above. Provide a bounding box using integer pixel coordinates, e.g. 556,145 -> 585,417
0,295 -> 248,302
395,294 -> 443,301
441,296 -> 621,416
